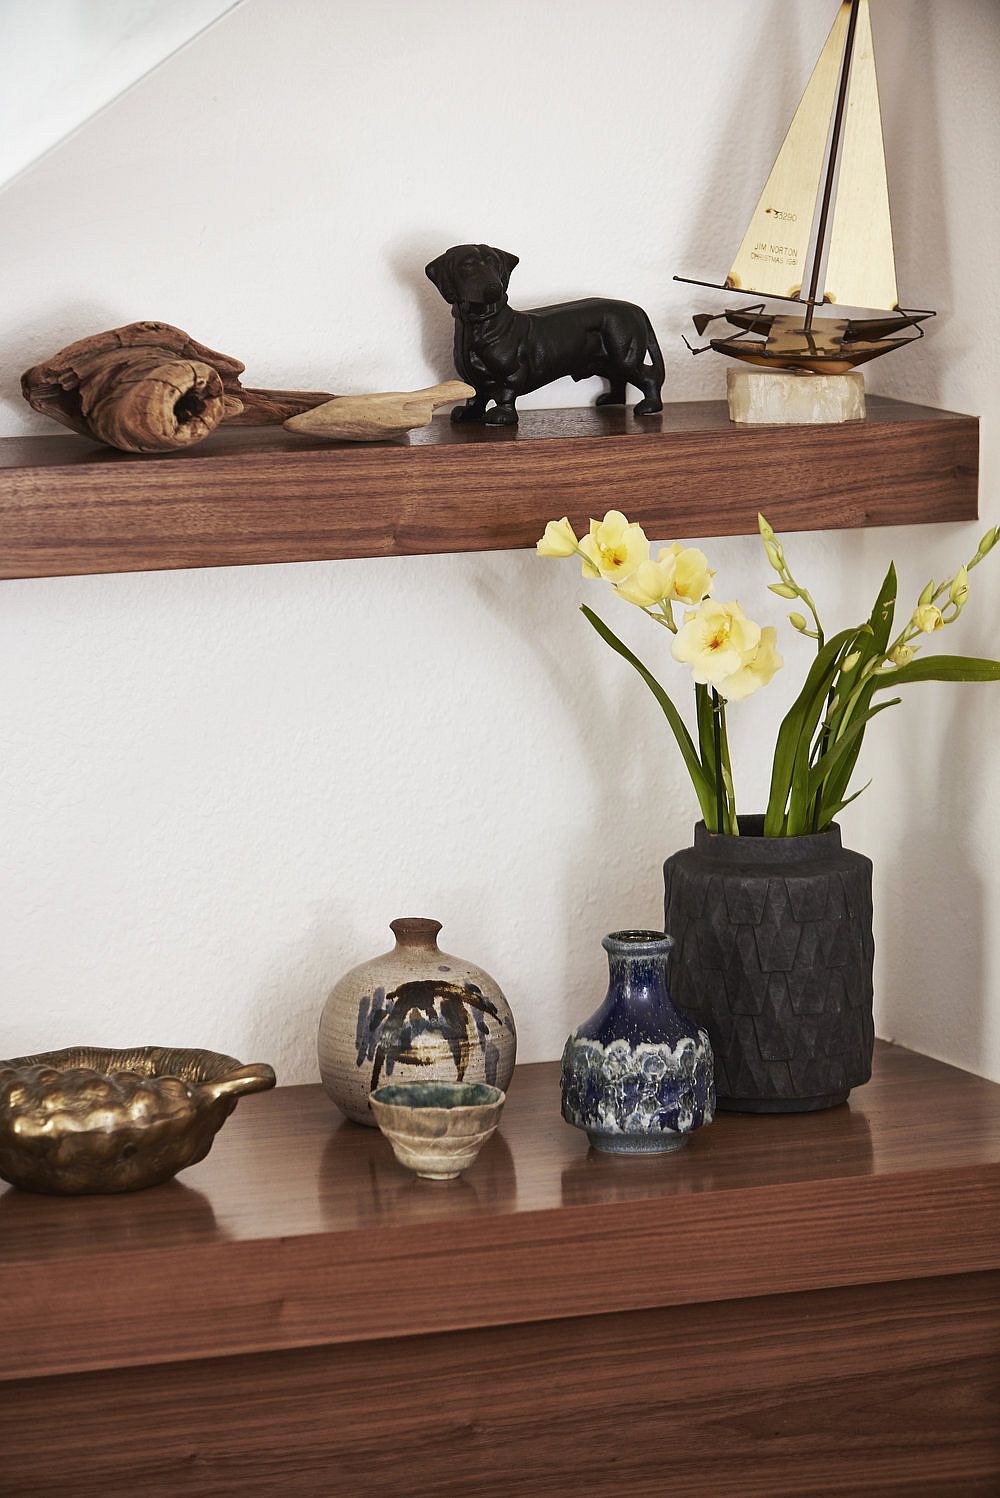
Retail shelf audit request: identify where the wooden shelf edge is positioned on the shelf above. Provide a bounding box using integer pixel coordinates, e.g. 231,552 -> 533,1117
0,398 -> 979,581
3,1044 -> 999,1382
3,1163 -> 998,1383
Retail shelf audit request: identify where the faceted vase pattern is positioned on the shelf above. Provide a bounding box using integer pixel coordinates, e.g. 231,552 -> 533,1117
664,818 -> 875,1112
560,930 -> 715,1154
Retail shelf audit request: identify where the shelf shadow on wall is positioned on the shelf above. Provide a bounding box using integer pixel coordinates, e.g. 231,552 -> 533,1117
387,234 -> 461,384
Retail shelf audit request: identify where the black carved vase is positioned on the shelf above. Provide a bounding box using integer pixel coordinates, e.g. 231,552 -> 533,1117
663,817 -> 875,1113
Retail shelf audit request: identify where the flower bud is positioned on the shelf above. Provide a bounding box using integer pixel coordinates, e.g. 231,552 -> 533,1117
763,541 -> 784,573
768,582 -> 798,599
913,604 -> 944,633
536,516 -> 578,557
977,526 -> 998,558
757,514 -> 776,542
950,565 -> 969,607
788,612 -> 808,632
889,643 -> 916,667
841,651 -> 861,672
917,579 -> 936,607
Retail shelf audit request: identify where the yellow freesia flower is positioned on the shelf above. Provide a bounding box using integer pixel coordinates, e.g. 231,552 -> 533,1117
718,626 -> 784,701
615,552 -> 677,607
913,604 -> 945,633
578,510 -> 650,582
616,542 -> 715,609
536,517 -> 579,557
671,600 -> 762,686
667,543 -> 715,606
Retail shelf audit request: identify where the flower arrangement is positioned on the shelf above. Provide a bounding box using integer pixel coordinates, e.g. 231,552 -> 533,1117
537,511 -> 1000,837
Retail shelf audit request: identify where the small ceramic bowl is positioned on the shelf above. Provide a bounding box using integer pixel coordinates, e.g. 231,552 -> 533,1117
0,1046 -> 276,1195
369,1080 -> 505,1180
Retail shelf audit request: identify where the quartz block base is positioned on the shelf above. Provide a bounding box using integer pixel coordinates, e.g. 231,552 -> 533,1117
727,369 -> 866,426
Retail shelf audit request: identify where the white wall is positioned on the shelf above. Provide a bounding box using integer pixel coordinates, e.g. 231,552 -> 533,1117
0,0 -> 240,187
1,0 -> 998,1083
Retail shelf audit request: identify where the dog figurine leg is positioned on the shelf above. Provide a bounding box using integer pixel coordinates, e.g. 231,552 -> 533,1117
632,373 -> 664,417
630,322 -> 665,415
451,392 -> 491,424
484,391 -> 519,426
595,381 -> 628,407
603,316 -> 664,417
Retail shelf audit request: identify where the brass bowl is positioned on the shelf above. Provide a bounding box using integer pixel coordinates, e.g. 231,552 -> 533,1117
0,1046 -> 276,1195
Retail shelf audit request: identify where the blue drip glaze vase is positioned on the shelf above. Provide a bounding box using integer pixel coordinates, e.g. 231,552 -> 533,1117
560,930 -> 715,1155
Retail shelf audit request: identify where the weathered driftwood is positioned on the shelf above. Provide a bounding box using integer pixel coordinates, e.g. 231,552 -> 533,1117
283,381 -> 475,442
21,322 -> 334,453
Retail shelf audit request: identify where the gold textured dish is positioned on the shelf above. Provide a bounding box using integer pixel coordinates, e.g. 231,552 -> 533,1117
0,1046 -> 275,1195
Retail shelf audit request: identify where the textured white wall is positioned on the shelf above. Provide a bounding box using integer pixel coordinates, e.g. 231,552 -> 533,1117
0,0 -> 240,187
1,0 -> 998,1082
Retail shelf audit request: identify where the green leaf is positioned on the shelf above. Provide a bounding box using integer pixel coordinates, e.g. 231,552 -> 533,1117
789,629 -> 879,835
807,699 -> 900,802
695,683 -> 715,776
813,779 -> 873,832
718,705 -> 738,836
876,654 -> 1000,686
580,606 -> 716,826
869,563 -> 898,653
807,567 -> 898,817
764,626 -> 860,836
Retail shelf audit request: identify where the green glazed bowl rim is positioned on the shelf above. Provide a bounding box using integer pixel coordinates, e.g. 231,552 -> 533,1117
370,1080 -> 504,1110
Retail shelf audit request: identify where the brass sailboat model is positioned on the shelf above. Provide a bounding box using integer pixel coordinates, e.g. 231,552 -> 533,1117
677,0 -> 933,375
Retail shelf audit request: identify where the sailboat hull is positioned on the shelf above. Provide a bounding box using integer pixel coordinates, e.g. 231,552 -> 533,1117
716,309 -> 931,341
701,311 -> 928,374
710,339 -> 911,375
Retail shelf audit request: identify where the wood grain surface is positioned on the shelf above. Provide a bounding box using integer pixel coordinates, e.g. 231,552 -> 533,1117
2,1272 -> 996,1497
1,1043 -> 998,1384
0,397 -> 978,580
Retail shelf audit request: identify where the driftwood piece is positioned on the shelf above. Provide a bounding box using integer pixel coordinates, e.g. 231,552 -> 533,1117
20,322 -> 335,453
283,381 -> 476,442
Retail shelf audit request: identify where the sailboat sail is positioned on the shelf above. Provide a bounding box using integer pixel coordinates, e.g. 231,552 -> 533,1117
725,2 -> 850,299
823,0 -> 898,310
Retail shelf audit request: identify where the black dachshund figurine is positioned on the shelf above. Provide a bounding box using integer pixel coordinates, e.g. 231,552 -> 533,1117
425,244 -> 664,426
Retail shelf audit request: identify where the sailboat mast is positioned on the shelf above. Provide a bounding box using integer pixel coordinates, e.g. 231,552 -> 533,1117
804,0 -> 861,331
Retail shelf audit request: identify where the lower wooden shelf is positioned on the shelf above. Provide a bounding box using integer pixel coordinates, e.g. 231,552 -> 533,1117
1,1042 -> 997,1496
0,397 -> 979,580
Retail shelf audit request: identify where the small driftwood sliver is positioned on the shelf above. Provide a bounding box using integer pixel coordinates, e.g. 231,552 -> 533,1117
283,381 -> 475,442
20,321 -> 335,453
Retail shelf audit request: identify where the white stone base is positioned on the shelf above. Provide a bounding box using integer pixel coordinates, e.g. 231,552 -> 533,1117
727,368 -> 866,426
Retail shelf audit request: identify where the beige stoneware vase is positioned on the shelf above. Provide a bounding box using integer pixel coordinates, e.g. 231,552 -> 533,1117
318,918 -> 516,1126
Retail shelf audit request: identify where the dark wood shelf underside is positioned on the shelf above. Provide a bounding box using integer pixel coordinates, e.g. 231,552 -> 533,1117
0,397 -> 978,580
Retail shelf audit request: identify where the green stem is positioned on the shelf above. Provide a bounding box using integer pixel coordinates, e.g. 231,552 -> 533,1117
718,697 -> 737,835
712,687 -> 726,835
800,589 -> 825,651
812,704 -> 834,832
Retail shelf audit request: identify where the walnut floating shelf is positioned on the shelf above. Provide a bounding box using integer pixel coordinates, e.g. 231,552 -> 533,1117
0,398 -> 978,581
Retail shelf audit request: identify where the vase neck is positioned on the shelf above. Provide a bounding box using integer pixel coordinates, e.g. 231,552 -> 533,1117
603,930 -> 673,1002
390,917 -> 442,953
692,817 -> 843,859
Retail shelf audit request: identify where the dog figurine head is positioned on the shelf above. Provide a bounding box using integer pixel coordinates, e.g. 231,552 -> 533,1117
425,244 -> 520,309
